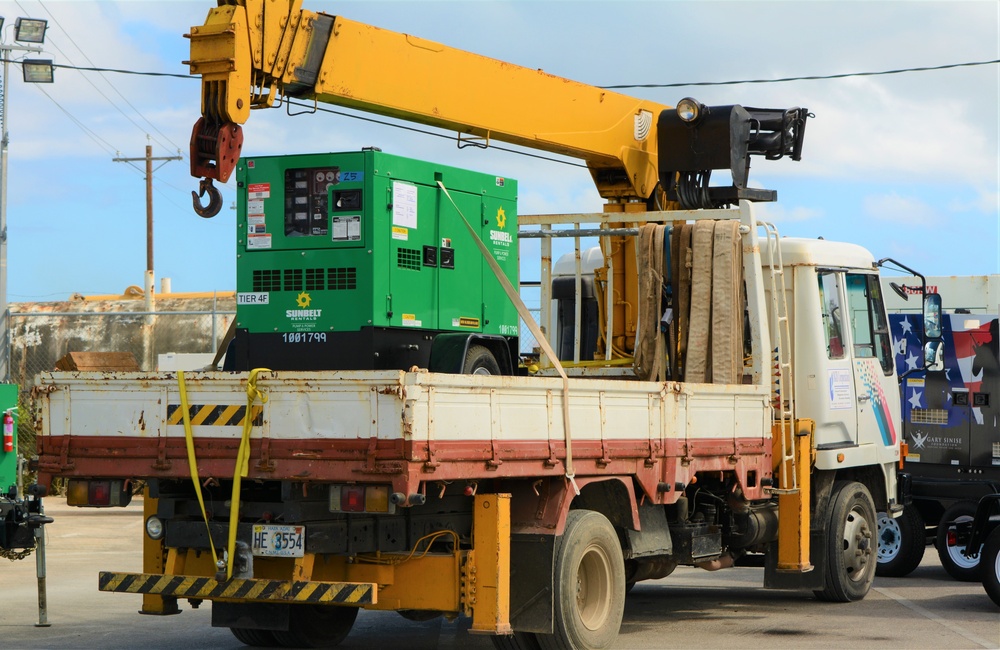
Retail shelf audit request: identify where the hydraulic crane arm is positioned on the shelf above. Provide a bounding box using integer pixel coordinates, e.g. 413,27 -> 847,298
186,0 -> 668,215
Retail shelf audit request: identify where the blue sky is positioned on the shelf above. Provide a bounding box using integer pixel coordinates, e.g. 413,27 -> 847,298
1,0 -> 997,301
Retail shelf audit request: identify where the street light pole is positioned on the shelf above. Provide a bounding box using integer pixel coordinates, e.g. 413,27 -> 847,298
0,38 -> 44,384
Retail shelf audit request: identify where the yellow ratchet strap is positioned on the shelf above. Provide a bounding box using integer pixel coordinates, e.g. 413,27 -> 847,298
178,370 -> 220,572
225,368 -> 271,579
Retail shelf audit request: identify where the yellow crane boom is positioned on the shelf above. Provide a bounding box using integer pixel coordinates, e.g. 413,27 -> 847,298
186,0 -> 666,212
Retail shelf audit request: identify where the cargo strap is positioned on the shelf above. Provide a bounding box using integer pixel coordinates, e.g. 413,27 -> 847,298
178,370 -> 221,573
436,181 -> 579,495
99,571 -> 376,605
178,368 -> 271,580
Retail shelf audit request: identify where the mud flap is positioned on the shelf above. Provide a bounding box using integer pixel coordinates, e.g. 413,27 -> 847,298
509,533 -> 555,634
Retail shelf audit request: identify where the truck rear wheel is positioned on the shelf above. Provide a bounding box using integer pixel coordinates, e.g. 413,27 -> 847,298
876,504 -> 925,577
814,481 -> 877,602
491,632 -> 543,650
982,526 -> 1000,608
270,605 -> 357,648
935,501 -> 981,582
230,627 -> 278,647
537,510 -> 625,650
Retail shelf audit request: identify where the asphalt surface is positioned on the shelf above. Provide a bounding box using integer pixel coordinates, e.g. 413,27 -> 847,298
2,497 -> 998,649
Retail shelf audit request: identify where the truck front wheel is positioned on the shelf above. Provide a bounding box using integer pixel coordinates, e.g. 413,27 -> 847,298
982,526 -> 1000,608
537,510 -> 625,650
935,501 -> 981,582
876,504 -> 925,577
814,481 -> 877,602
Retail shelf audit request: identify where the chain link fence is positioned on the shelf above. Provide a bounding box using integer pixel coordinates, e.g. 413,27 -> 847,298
8,298 -> 547,459
9,296 -> 236,458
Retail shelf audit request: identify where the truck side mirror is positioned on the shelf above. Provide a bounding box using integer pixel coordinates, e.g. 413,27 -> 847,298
923,293 -> 942,340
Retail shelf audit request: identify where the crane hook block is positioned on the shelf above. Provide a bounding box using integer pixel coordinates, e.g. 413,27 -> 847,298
192,178 -> 223,218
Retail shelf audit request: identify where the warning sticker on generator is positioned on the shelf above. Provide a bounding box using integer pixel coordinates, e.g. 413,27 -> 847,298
391,226 -> 408,241
247,183 -> 271,199
248,233 -> 272,250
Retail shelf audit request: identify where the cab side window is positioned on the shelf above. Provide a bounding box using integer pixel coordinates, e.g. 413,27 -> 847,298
845,273 -> 893,374
818,272 -> 845,359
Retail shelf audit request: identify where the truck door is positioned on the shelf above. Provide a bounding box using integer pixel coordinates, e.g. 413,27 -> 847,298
844,273 -> 899,450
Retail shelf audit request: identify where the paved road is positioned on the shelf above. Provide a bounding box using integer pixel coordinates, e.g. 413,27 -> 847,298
2,498 -> 998,649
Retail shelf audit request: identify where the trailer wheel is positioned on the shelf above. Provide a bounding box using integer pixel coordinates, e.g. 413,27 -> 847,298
876,505 -> 925,577
935,501 -> 981,582
814,481 -> 877,602
982,526 -> 1000,608
537,510 -> 625,650
270,605 -> 358,648
464,345 -> 501,375
230,627 -> 278,647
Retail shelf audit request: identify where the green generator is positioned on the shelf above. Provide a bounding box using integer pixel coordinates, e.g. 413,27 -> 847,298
230,149 -> 519,373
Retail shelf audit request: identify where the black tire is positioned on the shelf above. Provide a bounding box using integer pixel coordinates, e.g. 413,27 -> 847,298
270,605 -> 358,648
397,609 -> 442,622
229,627 -> 278,647
935,501 -> 981,582
536,510 -> 625,650
876,505 -> 925,577
491,632 -> 544,650
814,481 -> 877,602
982,526 -> 1000,608
464,345 -> 501,376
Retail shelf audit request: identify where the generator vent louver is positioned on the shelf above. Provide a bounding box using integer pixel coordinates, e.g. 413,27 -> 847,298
252,268 -> 357,292
397,248 -> 421,270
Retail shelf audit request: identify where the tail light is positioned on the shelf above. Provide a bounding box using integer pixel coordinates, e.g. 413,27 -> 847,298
329,484 -> 395,514
66,479 -> 133,507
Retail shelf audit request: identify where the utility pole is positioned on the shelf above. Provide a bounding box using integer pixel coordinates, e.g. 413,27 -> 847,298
113,139 -> 183,287
113,140 -> 182,369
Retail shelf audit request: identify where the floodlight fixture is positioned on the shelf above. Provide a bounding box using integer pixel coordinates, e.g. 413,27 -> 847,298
22,59 -> 53,83
14,17 -> 47,44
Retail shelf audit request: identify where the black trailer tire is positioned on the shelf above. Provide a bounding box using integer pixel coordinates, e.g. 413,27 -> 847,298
982,526 -> 1000,608
536,510 -> 626,650
814,481 -> 877,602
230,627 -> 278,647
464,345 -> 501,376
876,505 -> 925,577
935,501 -> 981,582
270,605 -> 358,648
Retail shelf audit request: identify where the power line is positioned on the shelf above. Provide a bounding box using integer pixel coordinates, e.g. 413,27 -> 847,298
15,58 -> 995,88
601,59 -> 1000,89
34,0 -> 185,154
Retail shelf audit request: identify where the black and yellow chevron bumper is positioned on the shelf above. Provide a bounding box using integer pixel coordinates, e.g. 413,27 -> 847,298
99,572 -> 376,605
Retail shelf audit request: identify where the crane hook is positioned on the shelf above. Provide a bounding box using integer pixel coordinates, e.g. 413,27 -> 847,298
192,178 -> 223,218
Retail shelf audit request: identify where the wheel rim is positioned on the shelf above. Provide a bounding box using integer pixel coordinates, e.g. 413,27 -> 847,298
577,542 -> 613,631
841,505 -> 874,582
877,512 -> 902,562
472,366 -> 493,376
994,540 -> 1000,580
945,516 -> 979,569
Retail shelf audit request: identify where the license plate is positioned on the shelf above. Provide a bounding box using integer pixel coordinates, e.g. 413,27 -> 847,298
251,524 -> 305,557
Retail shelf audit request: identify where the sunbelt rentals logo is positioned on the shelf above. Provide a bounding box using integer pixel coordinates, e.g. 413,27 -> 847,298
286,291 -> 322,323
489,206 -> 512,247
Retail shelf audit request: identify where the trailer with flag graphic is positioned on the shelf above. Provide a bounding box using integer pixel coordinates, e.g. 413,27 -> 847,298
879,276 -> 1000,580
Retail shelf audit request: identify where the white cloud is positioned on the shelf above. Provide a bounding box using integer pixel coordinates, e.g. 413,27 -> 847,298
863,192 -> 938,226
